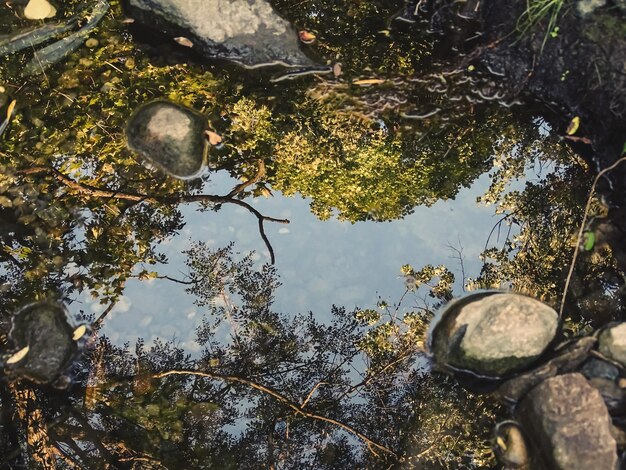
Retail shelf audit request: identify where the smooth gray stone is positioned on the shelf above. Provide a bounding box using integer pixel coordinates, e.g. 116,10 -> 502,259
126,100 -> 208,179
5,302 -> 78,384
431,292 -> 558,377
125,0 -> 313,68
518,373 -> 618,470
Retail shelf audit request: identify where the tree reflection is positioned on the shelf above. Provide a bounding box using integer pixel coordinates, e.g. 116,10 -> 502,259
0,244 -> 498,468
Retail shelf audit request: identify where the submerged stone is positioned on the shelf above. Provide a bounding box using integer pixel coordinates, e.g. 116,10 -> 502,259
4,302 -> 82,384
517,373 -> 618,470
430,292 -> 558,377
493,421 -> 530,469
124,0 -> 314,68
126,100 -> 208,179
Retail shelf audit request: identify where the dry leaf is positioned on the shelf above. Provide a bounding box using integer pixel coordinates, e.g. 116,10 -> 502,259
298,30 -> 316,44
205,130 -> 222,146
23,0 -> 56,19
352,78 -> 385,86
6,346 -> 29,364
174,37 -> 194,48
333,63 -> 342,78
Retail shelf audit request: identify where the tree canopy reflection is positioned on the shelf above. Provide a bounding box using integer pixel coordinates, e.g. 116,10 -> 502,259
0,244 -> 498,468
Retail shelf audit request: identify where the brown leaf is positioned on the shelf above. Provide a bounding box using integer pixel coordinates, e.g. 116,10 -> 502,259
298,30 -> 316,44
205,130 -> 222,146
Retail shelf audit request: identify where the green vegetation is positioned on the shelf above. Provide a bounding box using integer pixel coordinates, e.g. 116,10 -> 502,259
517,0 -> 566,49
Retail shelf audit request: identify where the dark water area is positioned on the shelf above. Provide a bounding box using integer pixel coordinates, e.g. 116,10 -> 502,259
0,0 -> 624,467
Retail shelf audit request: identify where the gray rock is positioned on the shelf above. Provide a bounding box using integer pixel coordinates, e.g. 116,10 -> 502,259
126,100 -> 208,179
4,302 -> 80,384
430,292 -> 558,377
125,0 -> 313,68
599,323 -> 626,368
518,373 -> 618,470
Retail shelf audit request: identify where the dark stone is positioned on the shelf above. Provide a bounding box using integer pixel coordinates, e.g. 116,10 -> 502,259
517,373 -> 618,470
124,0 -> 314,68
581,358 -> 621,381
126,100 -> 208,179
4,302 -> 81,384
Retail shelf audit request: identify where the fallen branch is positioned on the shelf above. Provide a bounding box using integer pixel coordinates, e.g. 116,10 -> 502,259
152,369 -> 397,459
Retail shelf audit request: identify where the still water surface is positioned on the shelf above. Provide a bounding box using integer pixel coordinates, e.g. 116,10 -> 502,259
0,0 -> 596,467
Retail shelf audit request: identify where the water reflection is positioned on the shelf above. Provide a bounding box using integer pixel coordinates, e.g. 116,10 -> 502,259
0,0 -> 622,466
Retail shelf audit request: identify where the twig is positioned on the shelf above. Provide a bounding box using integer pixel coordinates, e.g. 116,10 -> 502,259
152,369 -> 396,458
93,300 -> 116,329
560,155 -> 626,318
301,381 -> 327,408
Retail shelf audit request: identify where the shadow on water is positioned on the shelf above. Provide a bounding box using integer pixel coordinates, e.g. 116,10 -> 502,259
0,0 -> 623,467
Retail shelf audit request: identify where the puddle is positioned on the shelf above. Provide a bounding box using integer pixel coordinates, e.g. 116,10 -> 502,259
0,0 -> 621,467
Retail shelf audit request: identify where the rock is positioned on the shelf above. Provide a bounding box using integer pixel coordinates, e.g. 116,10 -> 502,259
495,336 -> 596,405
599,324 -> 626,368
581,358 -> 620,381
125,100 -> 208,179
517,373 -> 618,470
3,302 -> 83,385
124,0 -> 314,68
23,0 -> 56,20
430,292 -> 559,377
493,421 -> 530,469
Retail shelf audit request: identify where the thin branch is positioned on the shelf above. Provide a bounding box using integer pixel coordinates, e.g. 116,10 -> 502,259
301,382 -> 327,408
93,300 -> 116,329
560,155 -> 626,318
152,369 -> 396,458
17,166 -> 289,264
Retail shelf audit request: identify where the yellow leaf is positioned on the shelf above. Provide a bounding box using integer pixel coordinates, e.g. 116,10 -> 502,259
6,100 -> 16,120
72,324 -> 88,341
6,346 -> 29,364
566,116 -> 580,135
